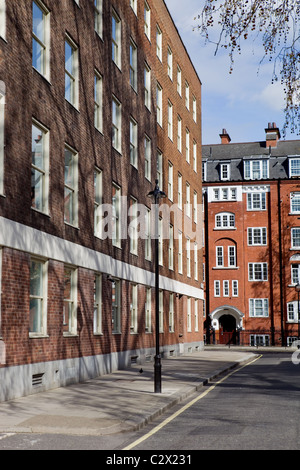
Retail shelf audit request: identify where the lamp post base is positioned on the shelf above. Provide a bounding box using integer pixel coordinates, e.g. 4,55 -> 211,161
154,354 -> 162,393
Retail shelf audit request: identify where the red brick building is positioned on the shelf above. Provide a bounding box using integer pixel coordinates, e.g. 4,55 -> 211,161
203,124 -> 300,347
0,0 -> 203,401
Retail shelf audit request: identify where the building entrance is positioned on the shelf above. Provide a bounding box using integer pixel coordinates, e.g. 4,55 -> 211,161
219,314 -> 236,345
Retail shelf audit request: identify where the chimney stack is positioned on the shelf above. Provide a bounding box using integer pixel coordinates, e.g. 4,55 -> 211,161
265,122 -> 280,148
219,128 -> 231,144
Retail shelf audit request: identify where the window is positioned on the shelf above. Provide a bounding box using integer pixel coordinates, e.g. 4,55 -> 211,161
248,263 -> 268,281
63,266 -> 77,335
31,120 -> 49,214
32,1 -> 50,80
144,1 -> 150,39
112,96 -> 122,152
214,280 -> 220,297
156,25 -> 162,61
145,207 -> 151,260
168,101 -> 173,140
193,141 -> 197,173
232,280 -> 238,297
193,191 -> 198,223
168,162 -> 173,201
0,0 -> 6,40
223,280 -> 229,297
192,96 -> 197,122
29,259 -> 47,336
167,46 -> 173,79
215,212 -> 235,229
159,290 -> 163,332
112,183 -> 121,247
130,118 -> 138,168
247,192 -> 266,211
292,264 -> 300,284
195,299 -> 199,331
249,299 -> 269,317
248,227 -> 267,246
186,237 -> 191,277
287,302 -> 299,322
292,228 -> 300,248
94,168 -> 102,237
178,173 -> 182,209
186,182 -> 191,217
177,115 -> 182,152
0,83 -> 4,196
186,128 -> 190,163
94,0 -> 103,37
158,217 -> 163,266
250,335 -> 269,346
169,224 -> 174,270
130,284 -> 138,333
194,243 -> 198,280
244,159 -> 269,180
187,298 -> 191,332
144,135 -> 151,181
202,161 -> 207,182
145,287 -> 152,332
130,39 -> 137,91
93,274 -> 102,334
129,196 -> 138,255
156,83 -> 162,126
64,145 -> 78,226
144,63 -> 151,109
216,246 -> 224,267
112,279 -> 121,333
291,193 -> 300,213
178,231 -> 183,274
177,66 -> 182,95
228,246 -> 236,267
289,157 -> 300,177
220,163 -> 230,181
65,36 -> 79,108
185,81 -> 189,109
169,293 -> 174,332
112,10 -> 121,68
157,150 -> 163,188
94,71 -> 103,132
130,0 -> 137,15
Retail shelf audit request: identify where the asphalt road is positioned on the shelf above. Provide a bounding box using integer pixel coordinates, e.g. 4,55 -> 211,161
1,351 -> 299,453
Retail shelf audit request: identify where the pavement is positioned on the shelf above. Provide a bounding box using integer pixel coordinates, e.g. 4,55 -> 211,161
0,346 -> 281,437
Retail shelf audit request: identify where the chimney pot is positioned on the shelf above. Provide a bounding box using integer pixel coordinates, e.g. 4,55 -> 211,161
220,128 -> 231,144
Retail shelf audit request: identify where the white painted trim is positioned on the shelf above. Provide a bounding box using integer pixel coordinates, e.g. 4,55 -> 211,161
0,217 -> 204,300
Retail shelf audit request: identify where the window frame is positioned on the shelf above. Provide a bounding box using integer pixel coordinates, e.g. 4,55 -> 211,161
31,119 -> 50,215
64,144 -> 79,227
29,257 -> 48,337
32,0 -> 50,80
65,35 -> 79,108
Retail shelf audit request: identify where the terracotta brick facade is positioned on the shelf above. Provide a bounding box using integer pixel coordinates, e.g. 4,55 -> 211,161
0,0 -> 203,400
203,125 -> 300,347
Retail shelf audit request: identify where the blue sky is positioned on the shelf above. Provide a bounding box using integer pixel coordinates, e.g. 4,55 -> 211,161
164,0 -> 295,145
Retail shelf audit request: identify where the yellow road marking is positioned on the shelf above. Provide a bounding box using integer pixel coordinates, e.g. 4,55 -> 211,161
123,355 -> 262,450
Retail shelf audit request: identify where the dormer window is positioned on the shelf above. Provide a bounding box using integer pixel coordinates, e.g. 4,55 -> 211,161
244,159 -> 269,180
289,157 -> 300,178
220,162 -> 230,181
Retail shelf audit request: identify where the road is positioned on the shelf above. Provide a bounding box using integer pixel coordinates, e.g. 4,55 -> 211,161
1,351 -> 300,452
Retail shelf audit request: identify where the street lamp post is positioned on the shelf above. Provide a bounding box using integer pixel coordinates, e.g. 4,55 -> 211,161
148,179 -> 166,393
296,284 -> 300,346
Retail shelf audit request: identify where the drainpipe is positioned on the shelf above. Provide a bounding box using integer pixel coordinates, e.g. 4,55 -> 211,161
278,179 -> 285,346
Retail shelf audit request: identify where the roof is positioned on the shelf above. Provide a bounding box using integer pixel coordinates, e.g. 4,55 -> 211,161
202,139 -> 300,183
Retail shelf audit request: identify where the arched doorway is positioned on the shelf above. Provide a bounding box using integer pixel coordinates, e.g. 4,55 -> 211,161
210,306 -> 244,345
219,314 -> 236,345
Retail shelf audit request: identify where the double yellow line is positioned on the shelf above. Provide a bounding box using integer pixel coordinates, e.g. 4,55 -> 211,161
123,355 -> 262,450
